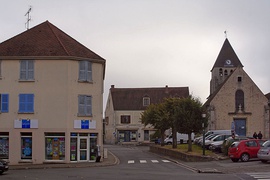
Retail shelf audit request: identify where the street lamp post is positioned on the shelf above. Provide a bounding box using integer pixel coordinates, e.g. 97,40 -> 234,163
202,113 -> 206,156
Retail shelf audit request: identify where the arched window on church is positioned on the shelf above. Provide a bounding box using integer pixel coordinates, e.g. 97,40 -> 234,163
224,70 -> 228,76
235,90 -> 244,111
219,68 -> 223,76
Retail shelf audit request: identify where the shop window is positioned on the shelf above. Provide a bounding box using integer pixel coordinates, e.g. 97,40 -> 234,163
0,94 -> 9,113
21,132 -> 32,160
121,115 -> 130,124
79,61 -> 92,82
0,132 -> 9,159
20,60 -> 34,80
45,133 -> 65,160
70,138 -> 77,161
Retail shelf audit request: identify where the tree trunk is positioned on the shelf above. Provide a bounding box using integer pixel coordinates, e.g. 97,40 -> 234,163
187,133 -> 192,152
172,127 -> 177,149
160,129 -> 165,146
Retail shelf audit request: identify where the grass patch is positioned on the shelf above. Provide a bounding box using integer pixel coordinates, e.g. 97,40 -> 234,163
162,144 -> 215,156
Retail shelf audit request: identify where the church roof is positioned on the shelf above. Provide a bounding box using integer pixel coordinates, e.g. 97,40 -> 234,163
0,20 -> 105,61
211,38 -> 243,71
110,85 -> 189,111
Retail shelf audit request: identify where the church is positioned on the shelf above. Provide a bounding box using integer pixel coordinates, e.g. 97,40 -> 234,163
204,38 -> 270,139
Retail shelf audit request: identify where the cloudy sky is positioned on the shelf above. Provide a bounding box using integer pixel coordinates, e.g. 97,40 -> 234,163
1,0 -> 270,108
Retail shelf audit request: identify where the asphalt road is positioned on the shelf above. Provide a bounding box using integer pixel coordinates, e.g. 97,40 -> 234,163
2,145 -> 270,180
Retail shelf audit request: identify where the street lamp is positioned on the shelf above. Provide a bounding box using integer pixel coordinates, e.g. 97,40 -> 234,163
202,113 -> 206,156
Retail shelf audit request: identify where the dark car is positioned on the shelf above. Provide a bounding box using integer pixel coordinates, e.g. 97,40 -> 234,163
228,139 -> 266,162
0,159 -> 9,174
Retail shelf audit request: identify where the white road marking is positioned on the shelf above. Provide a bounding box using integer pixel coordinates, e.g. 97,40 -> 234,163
128,160 -> 134,164
140,160 -> 147,163
151,160 -> 159,163
162,160 -> 170,162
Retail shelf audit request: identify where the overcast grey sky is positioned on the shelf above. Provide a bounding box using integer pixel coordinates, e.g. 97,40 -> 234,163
1,0 -> 270,107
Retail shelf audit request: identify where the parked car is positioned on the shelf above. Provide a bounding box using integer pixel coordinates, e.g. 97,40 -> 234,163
209,140 -> 225,153
228,139 -> 266,162
198,134 -> 217,146
221,136 -> 251,155
257,140 -> 270,163
0,159 -> 8,175
205,134 -> 231,149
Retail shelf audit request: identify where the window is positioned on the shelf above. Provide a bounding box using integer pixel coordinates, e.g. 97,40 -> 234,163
224,70 -> 228,76
121,115 -> 131,124
238,76 -> 242,82
0,132 -> 9,159
235,90 -> 244,111
143,97 -> 150,106
19,94 -> 34,113
0,94 -> 9,113
45,133 -> 65,160
21,133 -> 32,160
78,95 -> 92,116
79,61 -> 92,82
219,68 -> 223,76
20,60 -> 34,80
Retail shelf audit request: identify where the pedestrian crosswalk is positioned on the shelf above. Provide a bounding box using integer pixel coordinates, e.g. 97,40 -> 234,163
127,159 -> 170,164
247,172 -> 270,179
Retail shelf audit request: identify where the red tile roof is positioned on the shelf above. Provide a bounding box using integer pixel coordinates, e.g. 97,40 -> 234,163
110,85 -> 189,110
0,20 -> 105,61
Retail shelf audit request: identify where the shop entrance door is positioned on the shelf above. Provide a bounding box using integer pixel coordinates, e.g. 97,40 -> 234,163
79,137 -> 88,161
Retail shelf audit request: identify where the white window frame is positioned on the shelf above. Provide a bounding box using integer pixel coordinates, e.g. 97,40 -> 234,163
78,95 -> 92,116
79,61 -> 92,82
143,97 -> 150,106
20,60 -> 34,81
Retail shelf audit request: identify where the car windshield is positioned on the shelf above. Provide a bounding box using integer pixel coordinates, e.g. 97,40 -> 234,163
262,141 -> 270,148
230,142 -> 240,148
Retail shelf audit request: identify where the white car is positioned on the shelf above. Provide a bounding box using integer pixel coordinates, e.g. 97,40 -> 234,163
257,140 -> 270,163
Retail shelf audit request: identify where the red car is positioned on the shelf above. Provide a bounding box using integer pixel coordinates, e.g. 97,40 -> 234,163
228,139 -> 266,162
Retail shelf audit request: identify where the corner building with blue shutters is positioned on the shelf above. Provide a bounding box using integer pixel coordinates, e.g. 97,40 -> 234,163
0,21 -> 105,165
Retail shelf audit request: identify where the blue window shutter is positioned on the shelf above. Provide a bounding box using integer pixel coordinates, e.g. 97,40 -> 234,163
28,61 -> 34,80
19,94 -> 34,113
86,62 -> 92,82
86,96 -> 92,116
79,61 -> 86,81
1,94 -> 9,112
27,94 -> 34,112
20,61 -> 27,80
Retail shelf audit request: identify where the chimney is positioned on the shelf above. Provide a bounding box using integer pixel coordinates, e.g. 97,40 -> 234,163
165,85 -> 169,94
111,85 -> 115,89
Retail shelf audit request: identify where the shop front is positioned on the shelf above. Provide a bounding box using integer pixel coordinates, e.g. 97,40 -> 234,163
70,133 -> 98,162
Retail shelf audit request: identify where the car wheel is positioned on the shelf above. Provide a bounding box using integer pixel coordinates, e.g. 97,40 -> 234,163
240,153 -> 250,162
231,158 -> 239,162
261,160 -> 268,163
0,171 -> 3,175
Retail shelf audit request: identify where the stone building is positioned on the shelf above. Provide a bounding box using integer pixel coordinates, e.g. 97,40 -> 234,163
204,38 -> 269,138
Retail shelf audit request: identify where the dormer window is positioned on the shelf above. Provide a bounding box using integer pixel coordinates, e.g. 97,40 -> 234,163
143,97 -> 150,106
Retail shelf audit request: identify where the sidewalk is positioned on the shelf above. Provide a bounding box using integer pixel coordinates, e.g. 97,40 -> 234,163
9,151 -> 118,170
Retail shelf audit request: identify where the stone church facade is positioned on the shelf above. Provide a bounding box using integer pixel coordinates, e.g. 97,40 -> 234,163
204,39 -> 270,138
